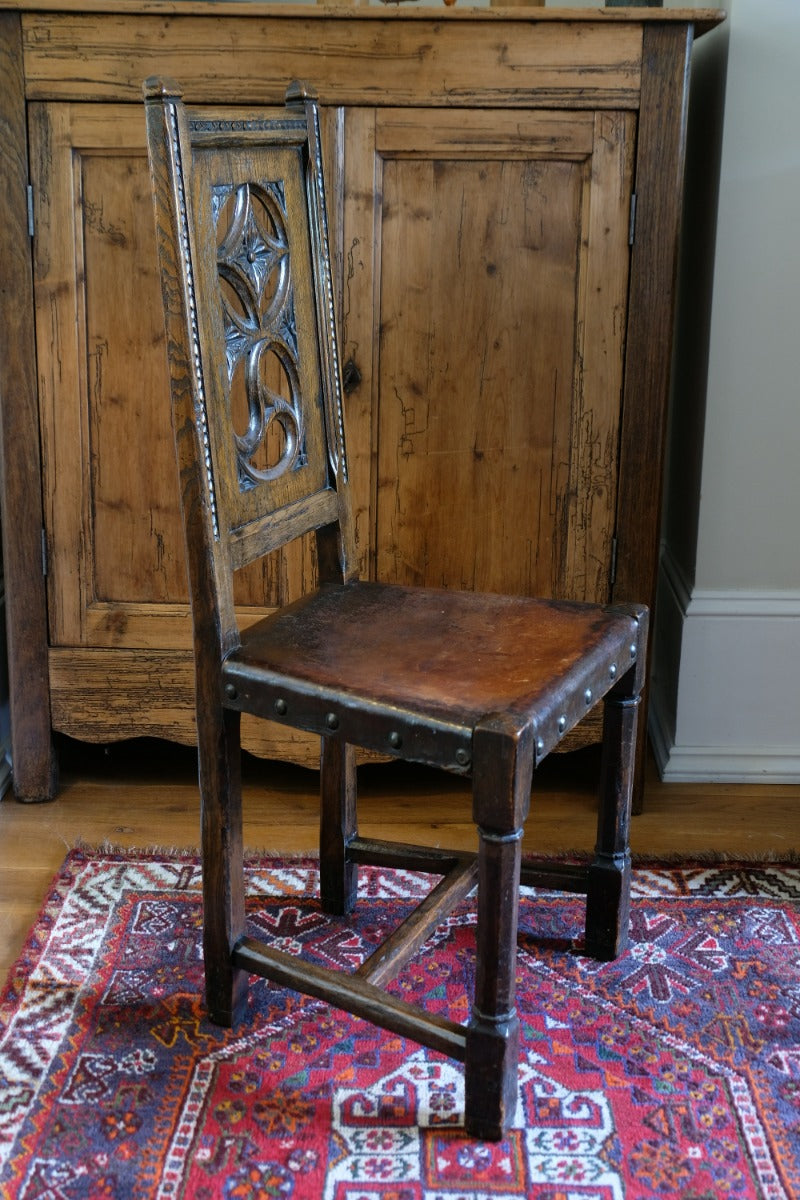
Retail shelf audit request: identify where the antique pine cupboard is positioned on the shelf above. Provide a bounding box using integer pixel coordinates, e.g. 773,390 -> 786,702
0,1 -> 725,802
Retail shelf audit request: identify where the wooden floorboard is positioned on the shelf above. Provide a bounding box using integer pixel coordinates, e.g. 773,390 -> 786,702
1,735 -> 798,984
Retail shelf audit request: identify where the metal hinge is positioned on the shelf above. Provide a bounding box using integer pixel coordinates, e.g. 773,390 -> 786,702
41,528 -> 48,577
628,192 -> 637,246
27,184 -> 35,238
610,535 -> 618,588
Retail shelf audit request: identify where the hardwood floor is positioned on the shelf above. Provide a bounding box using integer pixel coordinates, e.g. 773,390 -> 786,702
1,735 -> 798,985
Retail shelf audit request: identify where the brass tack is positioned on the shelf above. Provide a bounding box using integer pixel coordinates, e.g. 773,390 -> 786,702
274,698 -> 288,716
224,682 -> 238,700
536,738 -> 545,755
325,712 -> 340,731
388,731 -> 402,749
630,644 -> 638,660
557,715 -> 567,734
584,688 -> 592,705
455,748 -> 471,768
609,664 -> 617,679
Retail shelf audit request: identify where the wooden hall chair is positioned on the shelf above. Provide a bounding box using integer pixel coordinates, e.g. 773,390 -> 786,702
144,77 -> 648,1141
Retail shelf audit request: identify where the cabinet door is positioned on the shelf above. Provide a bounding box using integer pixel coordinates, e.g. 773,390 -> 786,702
29,103 -> 340,758
30,104 -> 327,649
342,108 -> 635,604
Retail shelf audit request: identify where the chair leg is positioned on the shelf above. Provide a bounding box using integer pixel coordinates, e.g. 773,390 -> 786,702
585,674 -> 641,961
465,827 -> 523,1140
199,705 -> 248,1027
319,738 -> 358,916
465,717 -> 532,1141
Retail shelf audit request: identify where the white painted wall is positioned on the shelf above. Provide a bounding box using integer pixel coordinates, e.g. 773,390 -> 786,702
652,0 -> 800,782
693,0 -> 800,592
531,2 -> 799,781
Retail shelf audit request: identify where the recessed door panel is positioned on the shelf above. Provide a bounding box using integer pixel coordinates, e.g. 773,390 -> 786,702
343,108 -> 635,603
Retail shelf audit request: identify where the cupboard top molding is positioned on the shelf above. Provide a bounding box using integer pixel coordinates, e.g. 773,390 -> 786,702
13,6 -> 725,107
0,0 -> 726,18
0,0 -> 726,21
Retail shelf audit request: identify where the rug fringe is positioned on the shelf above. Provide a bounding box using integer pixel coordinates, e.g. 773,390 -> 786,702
70,840 -> 800,870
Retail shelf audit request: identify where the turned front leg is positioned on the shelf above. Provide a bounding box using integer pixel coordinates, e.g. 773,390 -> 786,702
465,826 -> 523,1140
465,716 -> 532,1140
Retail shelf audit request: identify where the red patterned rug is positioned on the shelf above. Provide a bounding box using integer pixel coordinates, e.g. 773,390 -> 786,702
1,850 -> 799,1198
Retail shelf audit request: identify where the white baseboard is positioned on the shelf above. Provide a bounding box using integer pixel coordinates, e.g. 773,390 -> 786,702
647,686 -> 677,777
650,549 -> 800,784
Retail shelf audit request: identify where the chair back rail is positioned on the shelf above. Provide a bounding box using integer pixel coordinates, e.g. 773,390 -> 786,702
144,78 -> 356,660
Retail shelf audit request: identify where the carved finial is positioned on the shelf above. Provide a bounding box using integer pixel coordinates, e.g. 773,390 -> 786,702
143,76 -> 184,103
285,80 -> 318,105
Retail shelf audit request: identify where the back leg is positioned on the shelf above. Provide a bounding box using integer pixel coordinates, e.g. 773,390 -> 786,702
585,667 -> 642,961
319,738 -> 358,915
200,705 -> 249,1027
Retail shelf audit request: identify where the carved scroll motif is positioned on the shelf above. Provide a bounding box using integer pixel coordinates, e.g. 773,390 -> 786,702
212,181 -> 306,491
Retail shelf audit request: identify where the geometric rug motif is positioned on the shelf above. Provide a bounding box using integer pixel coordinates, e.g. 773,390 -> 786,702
1,851 -> 799,1198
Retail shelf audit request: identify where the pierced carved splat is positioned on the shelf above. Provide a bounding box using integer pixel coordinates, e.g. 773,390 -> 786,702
213,181 -> 306,491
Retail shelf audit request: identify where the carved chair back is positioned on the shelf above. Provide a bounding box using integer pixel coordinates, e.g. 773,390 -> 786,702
145,80 -> 355,661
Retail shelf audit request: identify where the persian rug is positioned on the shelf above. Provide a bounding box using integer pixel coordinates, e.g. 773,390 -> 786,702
1,851 -> 799,1199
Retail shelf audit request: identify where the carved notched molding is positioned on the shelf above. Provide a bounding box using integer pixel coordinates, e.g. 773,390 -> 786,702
309,103 -> 348,485
166,102 -> 220,539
